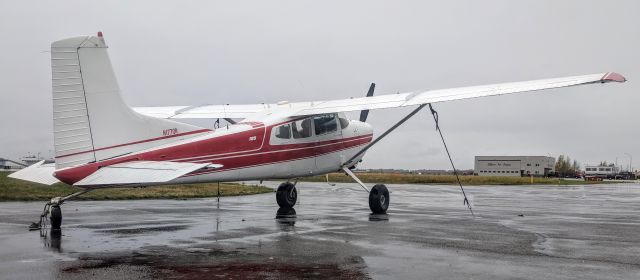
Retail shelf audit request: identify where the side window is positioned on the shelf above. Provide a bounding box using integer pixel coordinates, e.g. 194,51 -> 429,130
338,113 -> 349,129
339,117 -> 349,129
313,114 -> 337,135
275,124 -> 291,139
292,118 -> 313,138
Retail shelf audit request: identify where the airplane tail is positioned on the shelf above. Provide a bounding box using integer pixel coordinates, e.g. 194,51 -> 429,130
51,32 -> 208,169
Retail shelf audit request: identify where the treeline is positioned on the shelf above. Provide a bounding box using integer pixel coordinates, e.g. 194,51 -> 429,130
555,155 -> 580,177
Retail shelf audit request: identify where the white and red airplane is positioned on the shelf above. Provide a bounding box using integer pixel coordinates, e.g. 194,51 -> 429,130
10,32 -> 626,229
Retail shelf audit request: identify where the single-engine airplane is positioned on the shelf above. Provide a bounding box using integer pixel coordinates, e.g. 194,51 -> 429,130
9,32 -> 626,230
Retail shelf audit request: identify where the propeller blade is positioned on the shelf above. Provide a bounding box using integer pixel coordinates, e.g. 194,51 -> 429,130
359,83 -> 375,122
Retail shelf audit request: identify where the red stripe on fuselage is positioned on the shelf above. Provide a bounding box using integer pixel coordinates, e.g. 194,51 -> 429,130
183,135 -> 372,177
170,134 -> 372,163
184,141 -> 370,177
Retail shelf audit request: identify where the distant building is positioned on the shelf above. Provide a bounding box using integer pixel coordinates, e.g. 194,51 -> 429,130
0,158 -> 25,170
20,155 -> 42,166
584,165 -> 619,178
0,155 -> 44,171
474,156 -> 555,177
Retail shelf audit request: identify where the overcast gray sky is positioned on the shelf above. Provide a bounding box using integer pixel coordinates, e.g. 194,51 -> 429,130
0,1 -> 637,170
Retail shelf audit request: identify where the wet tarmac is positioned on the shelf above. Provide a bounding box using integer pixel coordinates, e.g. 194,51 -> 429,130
1,182 -> 640,279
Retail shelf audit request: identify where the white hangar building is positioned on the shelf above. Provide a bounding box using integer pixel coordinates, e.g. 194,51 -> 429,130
474,156 -> 555,177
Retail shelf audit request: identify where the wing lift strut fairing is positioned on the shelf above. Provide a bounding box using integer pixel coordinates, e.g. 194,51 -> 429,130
341,103 -> 474,216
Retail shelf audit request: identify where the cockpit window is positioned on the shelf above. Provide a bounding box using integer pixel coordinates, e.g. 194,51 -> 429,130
313,114 -> 337,135
275,124 -> 291,139
292,118 -> 313,138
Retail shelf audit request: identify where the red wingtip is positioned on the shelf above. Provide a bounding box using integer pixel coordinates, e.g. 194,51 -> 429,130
602,72 -> 626,83
97,31 -> 103,38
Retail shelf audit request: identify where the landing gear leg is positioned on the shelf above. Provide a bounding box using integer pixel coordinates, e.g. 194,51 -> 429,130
276,181 -> 297,209
29,190 -> 90,231
342,167 -> 390,214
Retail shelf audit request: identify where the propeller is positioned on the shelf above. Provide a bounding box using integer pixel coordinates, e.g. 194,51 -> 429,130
359,83 -> 375,122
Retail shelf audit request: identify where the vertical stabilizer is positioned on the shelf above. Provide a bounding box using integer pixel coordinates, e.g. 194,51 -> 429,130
51,33 -> 208,169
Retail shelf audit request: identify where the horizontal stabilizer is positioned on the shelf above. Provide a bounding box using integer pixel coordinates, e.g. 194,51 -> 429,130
8,160 -> 60,185
74,161 -> 221,186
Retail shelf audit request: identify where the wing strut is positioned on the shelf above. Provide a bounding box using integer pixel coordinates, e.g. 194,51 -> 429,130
428,104 -> 474,217
340,102 -> 475,216
342,166 -> 370,192
342,104 -> 427,168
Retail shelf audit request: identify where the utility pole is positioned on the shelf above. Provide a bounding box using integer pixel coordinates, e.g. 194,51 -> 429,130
624,153 -> 632,172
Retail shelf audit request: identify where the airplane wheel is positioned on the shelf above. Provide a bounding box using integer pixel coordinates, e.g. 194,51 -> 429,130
369,184 -> 389,214
50,205 -> 62,230
276,182 -> 297,208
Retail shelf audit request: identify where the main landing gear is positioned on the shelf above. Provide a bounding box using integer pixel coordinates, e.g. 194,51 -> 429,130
30,190 -> 89,231
368,184 -> 390,214
276,181 -> 297,209
275,182 -> 298,230
275,176 -> 389,214
342,167 -> 389,214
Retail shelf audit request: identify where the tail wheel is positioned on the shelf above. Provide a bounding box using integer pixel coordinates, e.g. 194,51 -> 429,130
50,206 -> 62,230
369,184 -> 389,214
276,182 -> 297,208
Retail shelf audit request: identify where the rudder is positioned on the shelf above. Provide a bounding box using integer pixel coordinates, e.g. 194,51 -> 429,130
51,32 -> 208,169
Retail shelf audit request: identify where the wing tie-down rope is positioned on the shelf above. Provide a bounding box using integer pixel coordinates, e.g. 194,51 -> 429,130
428,104 -> 474,217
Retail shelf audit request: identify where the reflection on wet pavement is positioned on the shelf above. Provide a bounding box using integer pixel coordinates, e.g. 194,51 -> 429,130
1,182 -> 640,279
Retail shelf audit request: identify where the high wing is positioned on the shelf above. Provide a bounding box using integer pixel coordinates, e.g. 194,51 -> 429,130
74,161 -> 223,186
133,72 -> 625,120
290,72 -> 626,116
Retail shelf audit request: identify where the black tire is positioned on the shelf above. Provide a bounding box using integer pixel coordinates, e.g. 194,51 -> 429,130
276,182 -> 297,208
50,206 -> 62,230
369,184 -> 389,214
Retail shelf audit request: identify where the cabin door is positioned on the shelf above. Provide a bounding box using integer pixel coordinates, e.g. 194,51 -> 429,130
312,114 -> 343,173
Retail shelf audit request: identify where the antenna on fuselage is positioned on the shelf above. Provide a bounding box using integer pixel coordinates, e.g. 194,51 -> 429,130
359,83 -> 375,122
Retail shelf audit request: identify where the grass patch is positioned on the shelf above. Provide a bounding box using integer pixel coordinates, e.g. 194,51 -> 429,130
0,172 -> 272,202
300,172 -> 617,186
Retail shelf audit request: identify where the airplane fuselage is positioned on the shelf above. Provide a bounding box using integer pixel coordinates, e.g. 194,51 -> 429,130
53,115 -> 373,187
